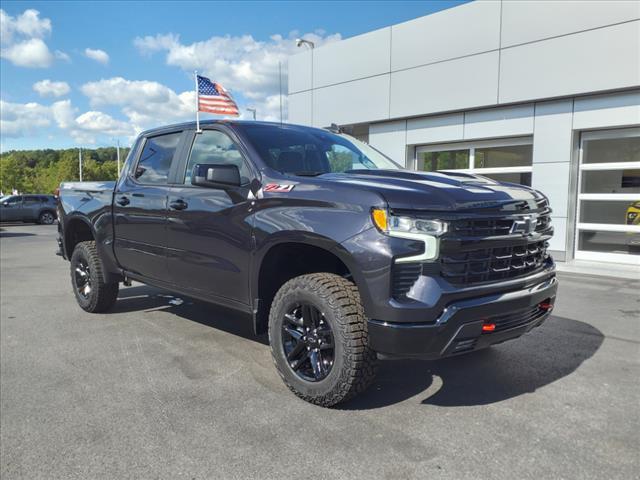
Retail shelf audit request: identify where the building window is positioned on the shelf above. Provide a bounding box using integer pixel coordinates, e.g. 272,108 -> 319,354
575,127 -> 640,264
415,137 -> 533,186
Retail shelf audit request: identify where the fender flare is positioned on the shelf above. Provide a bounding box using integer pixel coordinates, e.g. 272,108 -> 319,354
250,231 -> 373,328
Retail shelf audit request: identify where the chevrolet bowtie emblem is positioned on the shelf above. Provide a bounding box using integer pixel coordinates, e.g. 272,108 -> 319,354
510,215 -> 538,235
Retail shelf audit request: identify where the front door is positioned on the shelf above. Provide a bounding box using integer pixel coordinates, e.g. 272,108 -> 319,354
165,128 -> 255,306
0,196 -> 23,222
113,130 -> 186,281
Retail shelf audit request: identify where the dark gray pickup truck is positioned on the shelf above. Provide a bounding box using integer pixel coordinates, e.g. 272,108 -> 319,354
57,120 -> 557,407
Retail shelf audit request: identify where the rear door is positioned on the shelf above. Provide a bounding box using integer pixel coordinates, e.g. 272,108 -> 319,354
113,130 -> 187,282
165,127 -> 256,305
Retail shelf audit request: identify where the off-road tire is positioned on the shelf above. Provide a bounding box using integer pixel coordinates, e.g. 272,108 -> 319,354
269,273 -> 378,407
70,241 -> 119,313
38,210 -> 55,225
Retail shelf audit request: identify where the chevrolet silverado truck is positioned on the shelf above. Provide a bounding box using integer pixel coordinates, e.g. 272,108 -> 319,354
57,121 -> 557,407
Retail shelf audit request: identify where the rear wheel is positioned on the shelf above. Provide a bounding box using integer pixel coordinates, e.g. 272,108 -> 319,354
70,241 -> 119,313
38,211 -> 55,225
269,273 -> 377,407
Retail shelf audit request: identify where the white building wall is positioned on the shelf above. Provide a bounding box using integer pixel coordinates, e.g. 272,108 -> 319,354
368,121 -> 406,165
498,21 -> 640,104
288,0 -> 639,127
390,0 -> 501,70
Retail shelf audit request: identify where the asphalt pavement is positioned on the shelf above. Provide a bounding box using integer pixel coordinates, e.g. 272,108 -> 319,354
1,223 -> 638,480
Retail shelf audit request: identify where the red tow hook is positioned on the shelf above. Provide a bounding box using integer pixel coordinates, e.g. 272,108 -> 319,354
539,300 -> 554,312
481,323 -> 496,332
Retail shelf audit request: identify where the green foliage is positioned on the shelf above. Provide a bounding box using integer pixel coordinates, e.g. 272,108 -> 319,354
0,147 -> 130,194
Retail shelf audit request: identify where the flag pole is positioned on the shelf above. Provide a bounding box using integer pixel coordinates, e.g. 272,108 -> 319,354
279,61 -> 283,126
194,70 -> 201,133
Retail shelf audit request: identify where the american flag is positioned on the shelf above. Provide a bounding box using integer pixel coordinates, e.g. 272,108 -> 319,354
197,75 -> 239,116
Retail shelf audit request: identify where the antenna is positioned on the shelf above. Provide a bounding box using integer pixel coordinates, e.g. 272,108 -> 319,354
279,60 -> 283,126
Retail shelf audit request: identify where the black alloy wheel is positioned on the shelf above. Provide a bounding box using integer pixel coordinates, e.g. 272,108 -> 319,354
281,303 -> 335,382
74,258 -> 92,299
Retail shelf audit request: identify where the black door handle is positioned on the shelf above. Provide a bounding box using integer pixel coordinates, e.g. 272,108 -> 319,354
169,199 -> 188,210
116,196 -> 130,206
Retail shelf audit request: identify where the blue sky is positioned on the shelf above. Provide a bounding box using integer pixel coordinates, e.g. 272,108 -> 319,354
1,0 -> 468,151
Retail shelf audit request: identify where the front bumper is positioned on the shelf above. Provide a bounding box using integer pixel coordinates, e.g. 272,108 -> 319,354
368,275 -> 557,357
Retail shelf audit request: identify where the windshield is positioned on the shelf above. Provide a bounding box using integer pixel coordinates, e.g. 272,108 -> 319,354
237,124 -> 402,175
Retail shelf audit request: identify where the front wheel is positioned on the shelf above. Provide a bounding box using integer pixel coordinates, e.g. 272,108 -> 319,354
269,273 -> 377,407
70,241 -> 119,313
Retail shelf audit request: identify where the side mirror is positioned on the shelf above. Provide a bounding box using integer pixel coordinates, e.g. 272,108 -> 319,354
191,164 -> 241,188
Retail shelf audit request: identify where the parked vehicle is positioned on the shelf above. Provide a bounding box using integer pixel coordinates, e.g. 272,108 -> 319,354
56,121 -> 557,407
0,194 -> 58,224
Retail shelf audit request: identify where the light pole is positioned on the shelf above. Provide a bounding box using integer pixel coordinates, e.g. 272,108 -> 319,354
295,38 -> 315,49
246,108 -> 257,120
78,147 -> 83,181
116,139 -> 121,175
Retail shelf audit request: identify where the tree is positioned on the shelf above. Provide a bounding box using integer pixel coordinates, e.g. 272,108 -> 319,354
0,146 -> 129,194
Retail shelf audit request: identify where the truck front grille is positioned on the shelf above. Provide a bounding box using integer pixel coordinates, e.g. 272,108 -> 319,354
451,211 -> 552,237
440,240 -> 548,285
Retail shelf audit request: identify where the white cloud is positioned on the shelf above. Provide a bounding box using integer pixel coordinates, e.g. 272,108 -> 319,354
33,79 -> 71,97
0,98 -> 131,144
0,9 -> 56,68
81,77 -> 195,131
75,111 -> 129,133
50,99 -> 76,129
1,37 -> 53,68
0,9 -> 51,45
0,99 -> 52,137
133,31 -> 341,101
84,48 -> 109,64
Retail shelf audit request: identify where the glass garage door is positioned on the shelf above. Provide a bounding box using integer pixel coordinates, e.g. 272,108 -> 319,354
575,128 -> 640,265
414,137 -> 533,186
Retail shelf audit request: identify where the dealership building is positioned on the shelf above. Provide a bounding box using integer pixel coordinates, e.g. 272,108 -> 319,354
288,1 -> 640,268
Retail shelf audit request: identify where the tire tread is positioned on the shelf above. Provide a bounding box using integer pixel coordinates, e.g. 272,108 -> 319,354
269,273 -> 377,407
70,241 -> 118,313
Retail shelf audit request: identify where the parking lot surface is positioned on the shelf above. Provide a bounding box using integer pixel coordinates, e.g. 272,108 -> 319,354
1,224 -> 638,480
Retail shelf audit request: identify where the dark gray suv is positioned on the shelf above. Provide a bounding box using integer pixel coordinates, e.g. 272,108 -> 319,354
0,195 -> 58,224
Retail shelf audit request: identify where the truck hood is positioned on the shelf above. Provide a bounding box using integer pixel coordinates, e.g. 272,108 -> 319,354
320,170 -> 543,212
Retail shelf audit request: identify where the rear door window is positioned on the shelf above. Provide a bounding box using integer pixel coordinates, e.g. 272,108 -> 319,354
134,132 -> 182,184
23,196 -> 40,205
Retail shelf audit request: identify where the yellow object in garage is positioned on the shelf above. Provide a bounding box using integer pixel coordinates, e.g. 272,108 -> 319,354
626,201 -> 640,226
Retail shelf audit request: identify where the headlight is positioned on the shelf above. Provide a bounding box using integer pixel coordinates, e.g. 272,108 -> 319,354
371,208 -> 448,263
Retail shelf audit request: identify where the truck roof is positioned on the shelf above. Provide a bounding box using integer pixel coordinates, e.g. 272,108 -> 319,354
138,120 -> 323,137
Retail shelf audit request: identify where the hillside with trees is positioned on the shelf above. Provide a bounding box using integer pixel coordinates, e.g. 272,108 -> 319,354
0,147 -> 130,194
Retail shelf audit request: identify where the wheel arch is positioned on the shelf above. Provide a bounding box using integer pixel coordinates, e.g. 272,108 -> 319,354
63,216 -> 95,258
252,233 -> 370,335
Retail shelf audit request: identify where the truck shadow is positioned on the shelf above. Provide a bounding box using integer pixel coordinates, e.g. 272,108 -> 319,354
113,286 -> 603,410
113,284 -> 268,346
341,316 -> 603,410
0,231 -> 36,238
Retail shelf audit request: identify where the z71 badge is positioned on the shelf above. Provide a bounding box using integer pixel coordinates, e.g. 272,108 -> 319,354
264,184 -> 295,193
